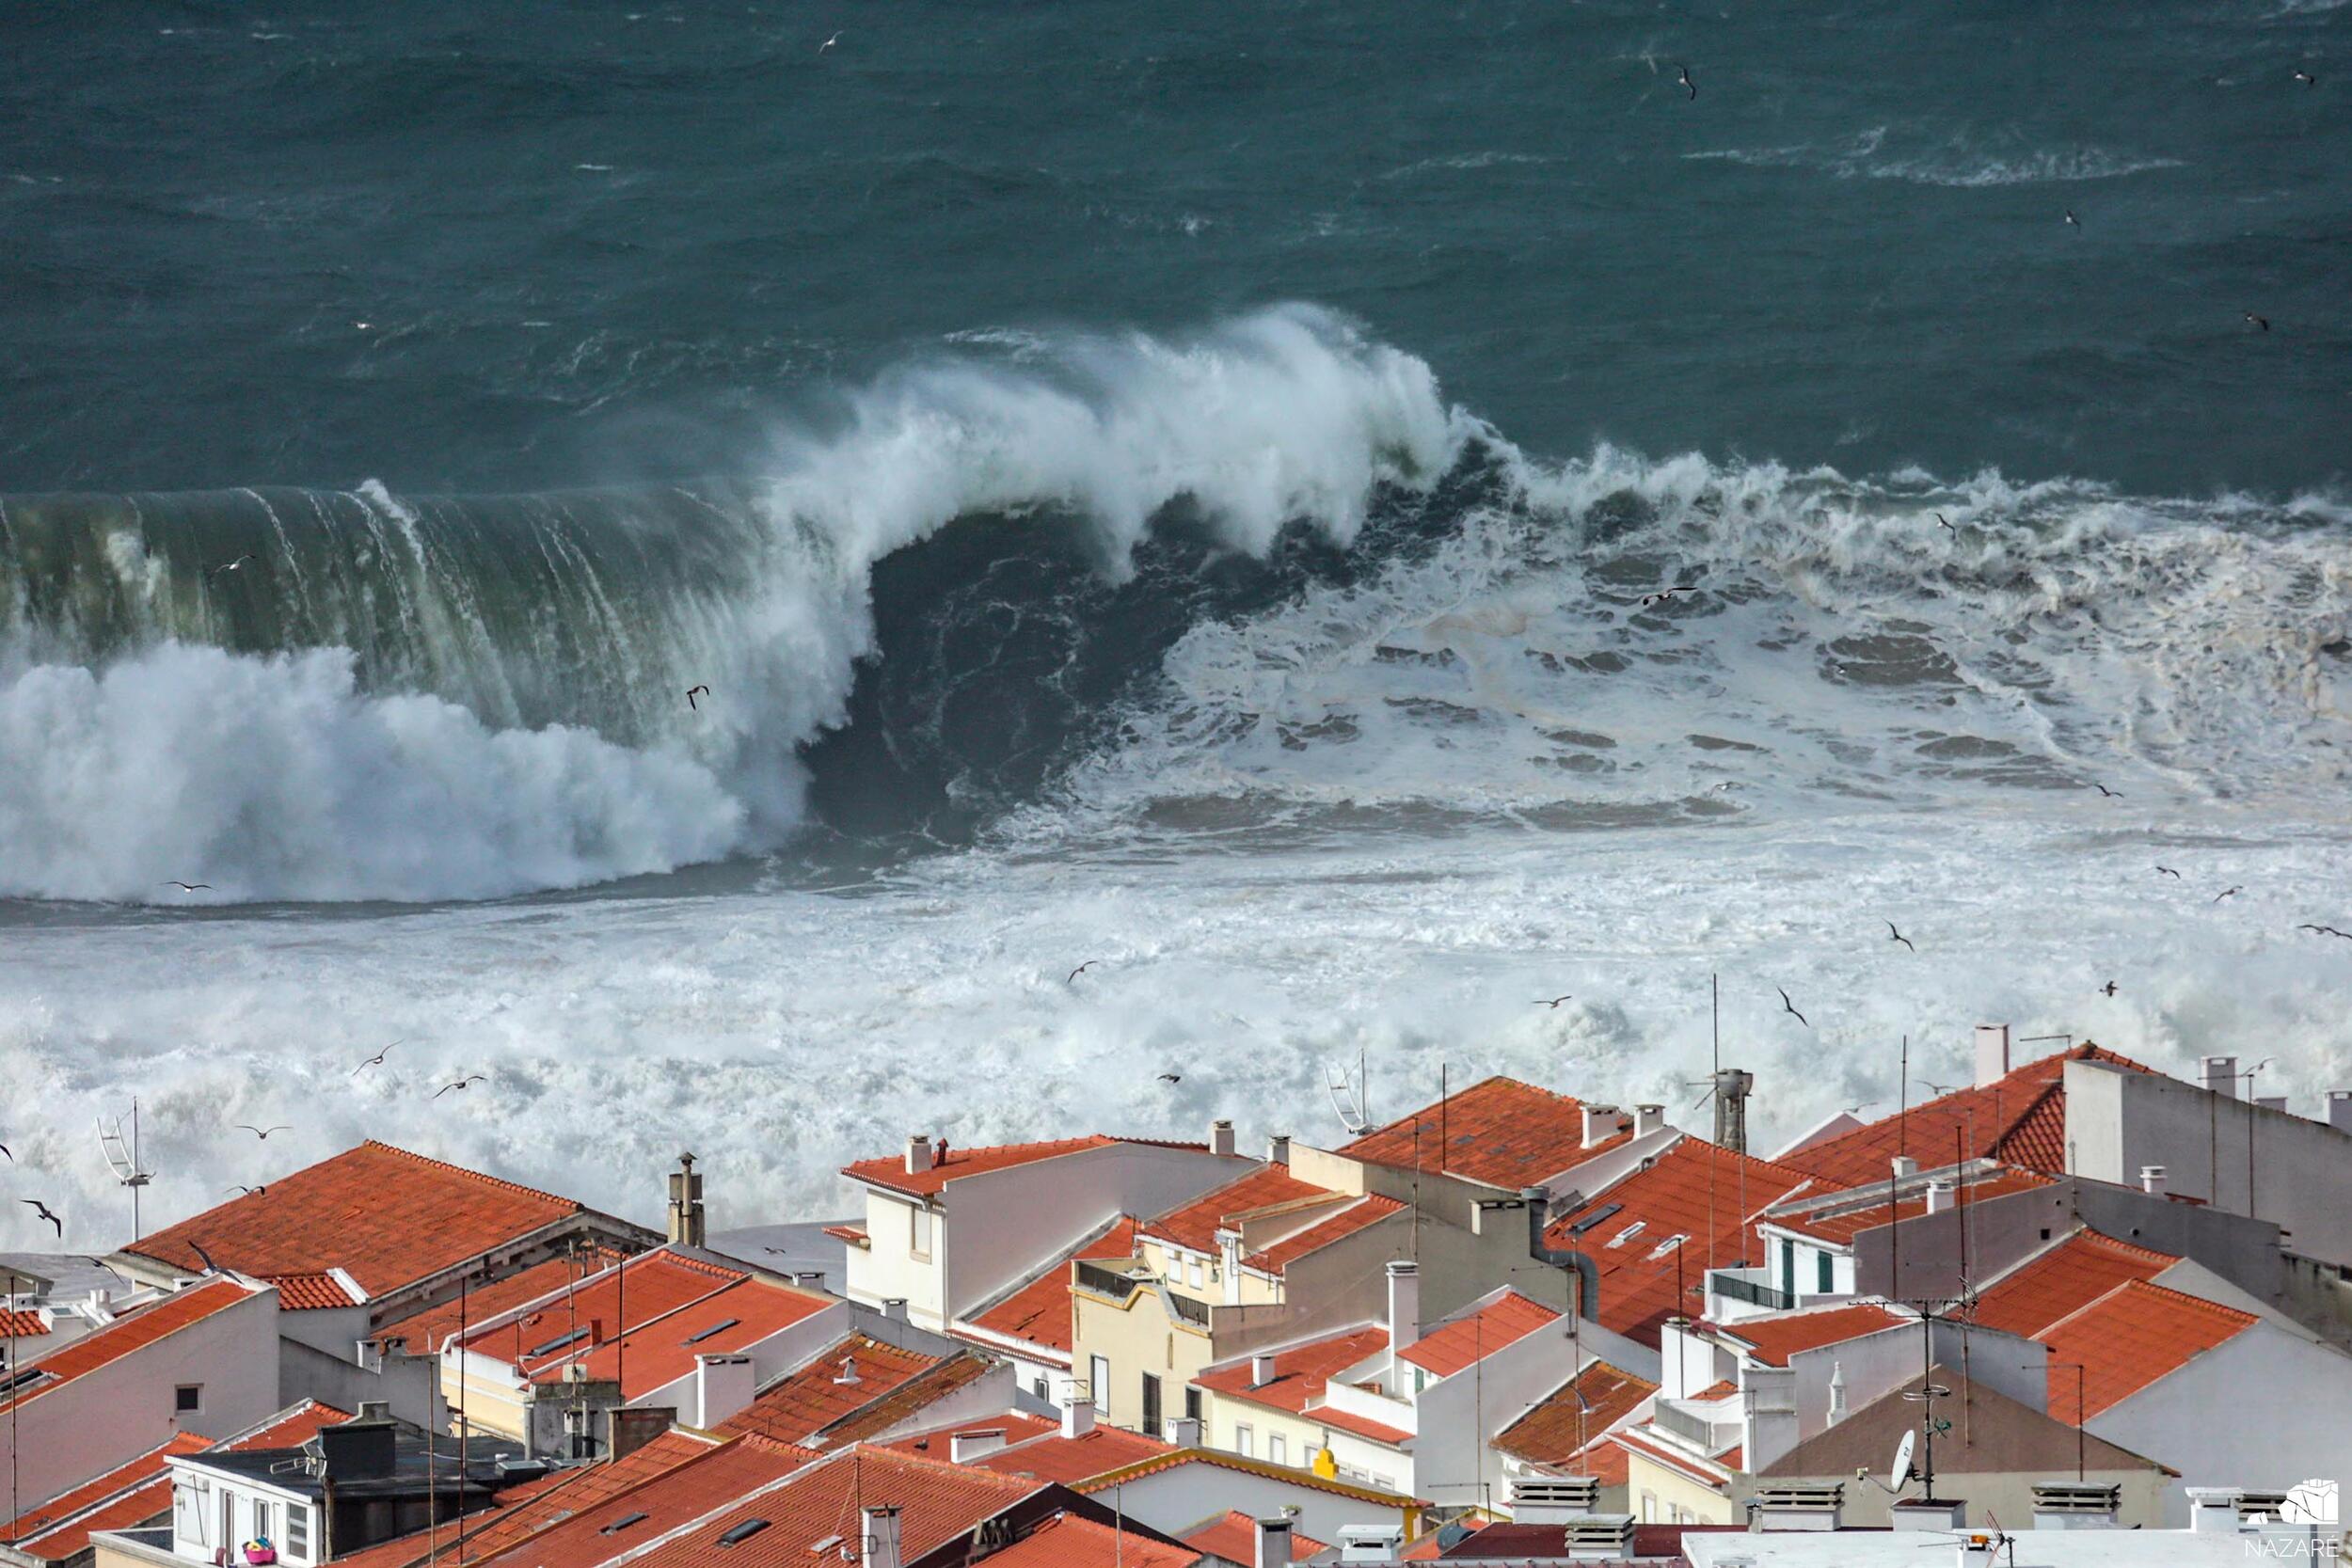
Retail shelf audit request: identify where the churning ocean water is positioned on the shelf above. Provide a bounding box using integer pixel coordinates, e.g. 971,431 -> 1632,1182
2,1 -> 2348,1242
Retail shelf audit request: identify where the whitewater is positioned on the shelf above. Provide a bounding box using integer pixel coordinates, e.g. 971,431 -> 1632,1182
4,309 -> 2350,1244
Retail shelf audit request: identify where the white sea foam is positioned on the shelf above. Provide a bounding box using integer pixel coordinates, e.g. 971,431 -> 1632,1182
1688,126 -> 2183,187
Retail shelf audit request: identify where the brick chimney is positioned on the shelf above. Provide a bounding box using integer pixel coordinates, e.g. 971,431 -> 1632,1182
667,1152 -> 706,1247
905,1134 -> 933,1174
1975,1024 -> 2010,1087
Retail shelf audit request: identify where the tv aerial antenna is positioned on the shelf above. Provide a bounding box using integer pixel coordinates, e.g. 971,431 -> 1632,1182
1326,1047 -> 1374,1138
97,1100 -> 156,1242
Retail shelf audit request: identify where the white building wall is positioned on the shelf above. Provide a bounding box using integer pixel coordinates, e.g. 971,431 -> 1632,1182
0,1287 -> 278,1516
1787,1323 -> 2045,1440
2089,1323 -> 2352,1524
1412,1331 -> 1620,1515
1100,1462 -> 1414,1544
846,1193 -> 946,1329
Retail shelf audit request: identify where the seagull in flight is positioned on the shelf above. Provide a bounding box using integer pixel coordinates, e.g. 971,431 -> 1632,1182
818,29 -> 841,53
2245,311 -> 2270,332
2064,209 -> 2080,230
2296,924 -> 2352,941
1639,586 -> 1697,609
431,1074 -> 488,1099
2154,865 -> 2181,879
1934,513 -> 1958,534
234,1124 -> 291,1140
2214,885 -> 2242,904
1777,987 -> 1810,1029
21,1198 -> 61,1239
1677,63 -> 1696,99
226,1184 -> 267,1196
206,554 -> 257,579
2099,980 -> 2120,997
1922,1080 -> 1963,1097
1886,921 -> 1915,952
2091,783 -> 2121,798
1067,960 -> 1101,984
1535,995 -> 1574,1008
685,684 -> 711,711
0,1140 -> 11,1163
2294,69 -> 2316,87
165,881 -> 213,893
1157,1072 -> 1182,1084
352,1039 -> 402,1075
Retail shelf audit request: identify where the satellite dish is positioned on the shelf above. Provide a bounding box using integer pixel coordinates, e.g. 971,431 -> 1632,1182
1889,1429 -> 1916,1491
1435,1524 -> 1472,1551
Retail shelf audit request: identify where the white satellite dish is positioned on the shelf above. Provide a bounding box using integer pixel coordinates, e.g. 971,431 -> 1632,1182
1889,1429 -> 1916,1492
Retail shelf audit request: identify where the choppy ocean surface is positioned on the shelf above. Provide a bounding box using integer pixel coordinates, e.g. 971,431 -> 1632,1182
2,0 -> 2347,1242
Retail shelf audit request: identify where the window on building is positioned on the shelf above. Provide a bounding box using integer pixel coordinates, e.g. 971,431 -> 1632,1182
909,1203 -> 931,1259
1818,1249 -> 1836,1293
287,1504 -> 310,1558
1033,1376 -> 1049,1401
1184,1386 -> 1202,1421
1269,1433 -> 1287,1466
175,1384 -> 203,1414
251,1498 -> 272,1544
1779,1237 -> 1795,1292
1089,1355 -> 1111,1419
1188,1257 -> 1203,1289
1641,1491 -> 1657,1523
1234,1422 -> 1253,1457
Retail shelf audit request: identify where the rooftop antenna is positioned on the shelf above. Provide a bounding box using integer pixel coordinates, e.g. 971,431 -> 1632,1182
96,1100 -> 155,1242
1326,1054 -> 1373,1139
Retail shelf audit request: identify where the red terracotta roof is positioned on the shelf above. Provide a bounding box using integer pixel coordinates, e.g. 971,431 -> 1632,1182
971,1424 -> 1174,1486
819,1354 -> 1003,1446
1614,1428 -> 1738,1489
1781,1045 -> 2155,1191
460,1433 -> 818,1568
962,1217 -> 1139,1357
127,1141 -> 584,1299
1075,1448 -> 1424,1508
2039,1279 -> 2256,1418
1314,1405 -> 1415,1446
0,1278 -> 257,1413
1248,1195 -> 1406,1274
629,1445 -> 1041,1568
844,1136 -> 1117,1199
326,1430 -> 719,1568
1690,1379 -> 1738,1401
1,1309 -> 50,1338
268,1271 -> 363,1310
1184,1510 -> 1327,1563
822,1222 -> 870,1249
1400,1290 -> 1560,1377
716,1335 -> 946,1447
1194,1324 -> 1388,1417
222,1399 -> 355,1449
0,1434 -> 209,1552
1765,1166 -> 2052,1246
986,1512 -> 1202,1568
1491,1361 -> 1658,1466
373,1245 -> 632,1354
1548,1141 -> 1818,1346
1340,1076 -> 1620,1188
1567,1433 -> 1630,1486
1716,1303 -> 1903,1366
541,1278 -> 824,1397
1969,1230 -> 2179,1339
1146,1166 -> 1337,1255
882,1412 -> 1062,1466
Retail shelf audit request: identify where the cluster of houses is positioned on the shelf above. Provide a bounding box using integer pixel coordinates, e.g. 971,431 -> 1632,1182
2,1027 -> 2346,1568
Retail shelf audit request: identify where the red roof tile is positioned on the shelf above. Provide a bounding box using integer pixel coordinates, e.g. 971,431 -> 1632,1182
1184,1510 -> 1327,1563
1491,1361 -> 1659,1466
823,1222 -> 870,1249
1614,1428 -> 1737,1489
542,1278 -> 824,1397
2040,1279 -> 2256,1418
963,1217 -> 1139,1357
1194,1324 -> 1388,1418
1248,1196 -> 1406,1274
1400,1291 -> 1560,1378
1340,1077 -> 1618,1188
127,1142 -> 583,1299
1548,1141 -> 1818,1347
1568,1433 -> 1630,1486
373,1246 -> 632,1355
461,1433 -> 818,1568
1146,1166 -> 1337,1255
1780,1045 -> 2154,1191
716,1335 -> 946,1447
628,1445 -> 1040,1568
882,1411 -> 1061,1461
220,1399 -> 355,1449
844,1136 -> 1118,1199
0,1434 -> 209,1551
326,1430 -> 719,1568
1716,1303 -> 1902,1366
0,1279 -> 257,1413
1,1309 -> 50,1338
268,1271 -> 363,1310
1766,1166 -> 2052,1246
1968,1230 -> 2179,1339
986,1511 -> 1202,1568
1076,1448 -> 1424,1508
819,1354 -> 1002,1446
972,1425 -> 1174,1486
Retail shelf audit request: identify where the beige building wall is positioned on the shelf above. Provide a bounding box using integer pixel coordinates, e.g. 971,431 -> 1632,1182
1626,1448 -> 1741,1526
1070,1278 -> 1214,1433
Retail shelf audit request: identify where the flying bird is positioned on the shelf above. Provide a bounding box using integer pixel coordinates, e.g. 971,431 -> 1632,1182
1639,586 -> 1697,609
818,30 -> 841,53
1777,987 -> 1810,1028
2100,980 -> 2119,997
2064,209 -> 2080,229
1067,960 -> 1101,984
206,554 -> 257,579
2091,783 -> 2121,799
1677,63 -> 1696,99
165,881 -> 212,892
226,1184 -> 267,1196
352,1039 -> 403,1075
1535,995 -> 1574,1007
234,1124 -> 290,1140
431,1074 -> 488,1099
188,1239 -> 221,1274
686,684 -> 711,711
1886,921 -> 1915,953
2245,311 -> 2270,332
2297,924 -> 2352,941
2214,885 -> 2242,903
0,1140 -> 10,1163
2294,69 -> 2315,87
21,1198 -> 61,1239
2154,865 -> 2181,879
1934,513 -> 1958,533
1922,1080 -> 1963,1097
1157,1072 -> 1182,1084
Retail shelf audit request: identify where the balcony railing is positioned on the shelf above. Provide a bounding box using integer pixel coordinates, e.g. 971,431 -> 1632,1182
1652,1400 -> 1722,1449
1073,1260 -> 1146,1303
1166,1291 -> 1212,1326
1710,1271 -> 1795,1312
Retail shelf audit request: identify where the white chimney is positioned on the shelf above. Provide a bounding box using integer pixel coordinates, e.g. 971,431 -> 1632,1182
905,1134 -> 932,1174
2141,1164 -> 2168,1196
2328,1090 -> 2352,1134
1340,1526 -> 1406,1563
949,1428 -> 1007,1463
1210,1118 -> 1237,1158
1386,1260 -> 1421,1363
1061,1398 -> 1095,1438
1892,1155 -> 1918,1180
1250,1352 -> 1278,1386
2204,1056 -> 2239,1100
1220,1233 -> 1245,1307
1165,1415 -> 1202,1447
2187,1487 -> 2242,1534
1925,1180 -> 1954,1214
1268,1132 -> 1292,1164
882,1297 -> 909,1322
2256,1095 -> 2287,1114
692,1354 -> 755,1428
2031,1481 -> 2122,1530
863,1505 -> 903,1568
1581,1103 -> 1621,1149
1253,1517 -> 1294,1568
1975,1024 -> 2011,1087
1825,1361 -> 1848,1426
1633,1102 -> 1665,1138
